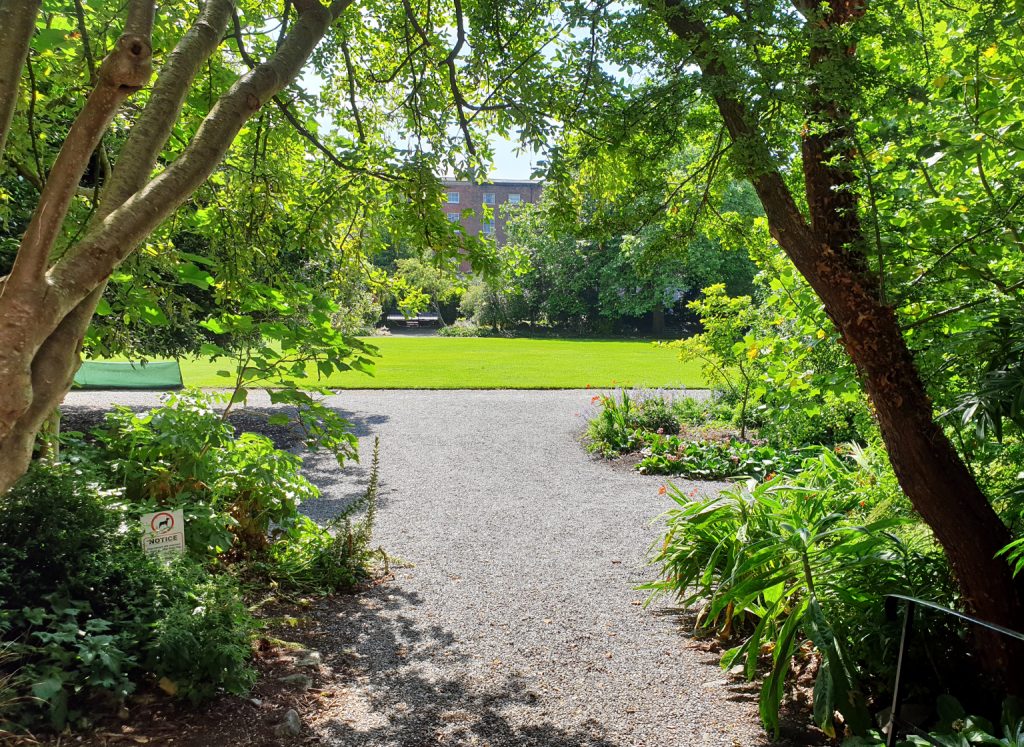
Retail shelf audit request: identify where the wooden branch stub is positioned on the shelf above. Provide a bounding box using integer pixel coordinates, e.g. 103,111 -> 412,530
97,33 -> 153,91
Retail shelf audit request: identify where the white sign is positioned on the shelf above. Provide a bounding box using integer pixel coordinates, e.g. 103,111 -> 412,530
141,509 -> 185,557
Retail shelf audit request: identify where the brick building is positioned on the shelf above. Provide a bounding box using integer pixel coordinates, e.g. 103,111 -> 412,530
441,178 -> 542,246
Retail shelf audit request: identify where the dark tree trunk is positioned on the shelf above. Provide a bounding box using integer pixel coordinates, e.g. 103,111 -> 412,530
651,304 -> 666,336
658,0 -> 1024,680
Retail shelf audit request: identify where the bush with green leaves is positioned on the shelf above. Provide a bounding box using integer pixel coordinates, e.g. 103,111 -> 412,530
637,433 -> 814,480
586,389 -> 682,457
436,322 -> 498,337
147,565 -> 256,703
666,276 -> 874,449
0,465 -> 257,731
95,390 -> 320,558
845,696 -> 1024,747
260,438 -> 382,594
644,445 -> 953,739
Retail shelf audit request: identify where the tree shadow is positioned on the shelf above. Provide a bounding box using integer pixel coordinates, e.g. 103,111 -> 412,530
310,585 -> 627,747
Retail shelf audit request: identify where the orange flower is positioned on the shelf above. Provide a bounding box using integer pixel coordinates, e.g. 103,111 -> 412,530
658,485 -> 667,495
591,395 -> 601,404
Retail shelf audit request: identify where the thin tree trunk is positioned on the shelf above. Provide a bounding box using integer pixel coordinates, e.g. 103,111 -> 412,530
0,0 -> 41,158
0,0 -> 355,494
651,304 -> 665,336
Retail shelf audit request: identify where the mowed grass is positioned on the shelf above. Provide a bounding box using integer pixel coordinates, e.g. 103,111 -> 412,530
178,336 -> 705,389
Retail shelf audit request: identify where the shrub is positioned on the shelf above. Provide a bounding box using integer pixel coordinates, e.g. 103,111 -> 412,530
586,390 -> 642,456
637,433 -> 814,480
0,465 -> 257,730
261,438 -> 382,593
148,565 -> 256,703
666,281 -> 874,450
633,396 -> 680,434
845,696 -> 1024,746
644,445 -> 953,738
95,390 -> 319,558
437,322 -> 497,337
586,389 -> 684,457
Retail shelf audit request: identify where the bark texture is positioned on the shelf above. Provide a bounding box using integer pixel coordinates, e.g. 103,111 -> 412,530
0,0 -> 352,494
658,0 -> 1024,670
0,0 -> 41,158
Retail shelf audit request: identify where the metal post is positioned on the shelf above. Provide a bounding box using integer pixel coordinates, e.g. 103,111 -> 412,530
886,599 -> 915,747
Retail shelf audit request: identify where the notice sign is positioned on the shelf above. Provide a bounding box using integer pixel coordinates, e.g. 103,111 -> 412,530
141,509 -> 185,557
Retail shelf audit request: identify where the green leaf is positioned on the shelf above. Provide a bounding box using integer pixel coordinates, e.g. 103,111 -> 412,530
32,677 -> 64,701
33,29 -> 68,50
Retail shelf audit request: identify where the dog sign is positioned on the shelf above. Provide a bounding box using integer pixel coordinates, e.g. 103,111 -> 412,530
140,509 -> 186,557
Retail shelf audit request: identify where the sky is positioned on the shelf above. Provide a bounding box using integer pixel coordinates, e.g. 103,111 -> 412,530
489,136 -> 541,180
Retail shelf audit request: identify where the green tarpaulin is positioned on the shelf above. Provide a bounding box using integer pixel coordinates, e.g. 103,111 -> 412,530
73,360 -> 184,390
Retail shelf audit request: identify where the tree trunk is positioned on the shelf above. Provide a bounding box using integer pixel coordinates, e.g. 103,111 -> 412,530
0,0 -> 353,495
651,304 -> 666,336
0,0 -> 41,158
657,0 -> 1024,678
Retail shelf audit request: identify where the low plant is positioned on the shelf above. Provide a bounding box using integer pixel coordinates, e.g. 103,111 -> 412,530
845,696 -> 1024,747
437,322 -> 495,337
637,433 -> 813,480
261,438 -> 382,593
644,446 -> 950,738
148,565 -> 256,703
95,390 -> 320,558
586,389 -> 682,457
0,464 -> 258,730
587,390 -> 642,456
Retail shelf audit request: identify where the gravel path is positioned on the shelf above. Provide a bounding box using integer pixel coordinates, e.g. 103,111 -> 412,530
63,389 -> 776,747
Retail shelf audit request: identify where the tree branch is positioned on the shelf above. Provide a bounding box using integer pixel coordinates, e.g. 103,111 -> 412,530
658,0 -> 814,253
340,38 -> 365,142
72,0 -> 98,83
99,0 -> 233,216
6,25 -> 154,287
51,0 -> 352,309
0,0 -> 41,159
905,279 -> 1024,329
443,0 -> 476,157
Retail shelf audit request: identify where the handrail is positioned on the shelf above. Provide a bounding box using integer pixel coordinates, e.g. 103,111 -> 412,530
888,594 -> 1024,643
885,594 -> 1024,747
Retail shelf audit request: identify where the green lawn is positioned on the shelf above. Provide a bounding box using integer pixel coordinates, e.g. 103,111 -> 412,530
178,336 -> 705,389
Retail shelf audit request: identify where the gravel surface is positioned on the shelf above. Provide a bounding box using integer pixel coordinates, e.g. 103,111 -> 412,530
63,389 -> 781,747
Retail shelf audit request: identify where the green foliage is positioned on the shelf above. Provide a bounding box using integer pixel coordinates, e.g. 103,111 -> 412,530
0,465 -> 256,730
585,389 -> 681,457
95,391 -> 320,558
459,278 -> 534,331
637,434 -> 814,481
586,390 -> 643,456
668,273 -> 872,449
436,322 -> 498,338
197,280 -> 373,466
262,438 -> 382,594
644,446 -> 949,738
391,257 -> 465,323
148,566 -> 256,703
499,176 -> 760,334
668,285 -> 762,437
845,697 -> 1024,747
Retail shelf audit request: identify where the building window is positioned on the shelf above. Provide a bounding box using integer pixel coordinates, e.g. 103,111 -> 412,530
446,191 -> 460,204
481,220 -> 495,235
447,212 -> 461,223
483,192 -> 496,205
508,194 -> 521,204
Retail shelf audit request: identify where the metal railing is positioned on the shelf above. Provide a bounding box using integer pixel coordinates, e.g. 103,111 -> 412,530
885,594 -> 1024,747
